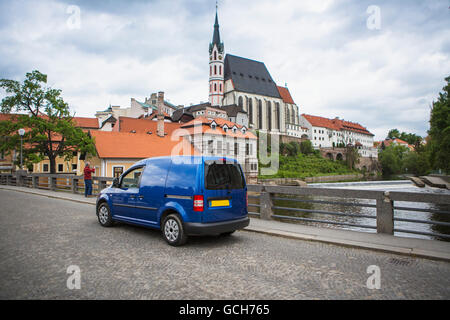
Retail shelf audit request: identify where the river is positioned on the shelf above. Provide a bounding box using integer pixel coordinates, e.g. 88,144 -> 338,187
268,180 -> 450,242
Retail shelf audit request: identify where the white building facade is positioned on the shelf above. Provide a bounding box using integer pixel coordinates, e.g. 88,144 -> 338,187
299,114 -> 378,159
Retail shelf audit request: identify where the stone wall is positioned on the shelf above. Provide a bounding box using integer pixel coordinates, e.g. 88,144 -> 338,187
258,173 -> 364,185
356,157 -> 379,173
279,134 -> 307,144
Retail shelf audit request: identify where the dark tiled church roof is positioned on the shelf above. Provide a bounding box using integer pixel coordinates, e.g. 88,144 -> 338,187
224,54 -> 281,99
220,104 -> 246,117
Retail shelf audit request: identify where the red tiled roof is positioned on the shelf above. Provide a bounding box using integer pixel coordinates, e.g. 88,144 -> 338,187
302,114 -> 374,136
0,113 -> 20,121
381,138 -> 414,150
116,117 -> 183,136
277,86 -> 295,104
90,131 -> 199,159
1,114 -> 99,129
302,114 -> 341,131
145,111 -> 171,120
181,117 -> 257,140
72,117 -> 99,129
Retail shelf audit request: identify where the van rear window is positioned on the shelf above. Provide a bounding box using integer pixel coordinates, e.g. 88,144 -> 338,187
205,161 -> 245,190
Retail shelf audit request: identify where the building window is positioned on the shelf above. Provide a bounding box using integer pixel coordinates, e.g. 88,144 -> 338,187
217,140 -> 222,153
113,166 -> 124,178
208,140 -> 214,154
234,142 -> 239,156
248,98 -> 253,124
219,65 -> 222,75
258,100 -> 263,129
214,51 -> 217,60
276,103 -> 280,130
238,96 -> 243,108
219,83 -> 222,92
72,164 -> 77,172
267,101 -> 272,131
214,83 -> 217,91
58,164 -> 64,172
43,164 -> 49,172
214,65 -> 217,75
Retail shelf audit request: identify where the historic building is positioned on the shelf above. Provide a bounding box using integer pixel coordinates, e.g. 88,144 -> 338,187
95,93 -> 182,130
206,10 -> 301,136
299,114 -> 378,159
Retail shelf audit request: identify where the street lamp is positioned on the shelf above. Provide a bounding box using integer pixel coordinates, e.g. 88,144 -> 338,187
18,128 -> 25,170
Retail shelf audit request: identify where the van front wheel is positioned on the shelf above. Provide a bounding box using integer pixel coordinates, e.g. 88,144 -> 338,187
97,202 -> 114,227
162,214 -> 187,246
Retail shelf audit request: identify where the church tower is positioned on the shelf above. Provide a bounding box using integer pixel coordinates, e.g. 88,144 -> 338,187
209,8 -> 225,107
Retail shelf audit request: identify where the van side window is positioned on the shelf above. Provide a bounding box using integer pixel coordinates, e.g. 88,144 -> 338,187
120,167 -> 144,189
205,162 -> 245,190
165,161 -> 199,196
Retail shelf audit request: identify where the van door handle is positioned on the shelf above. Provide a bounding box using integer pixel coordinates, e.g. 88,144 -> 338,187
138,196 -> 144,200
129,196 -> 136,200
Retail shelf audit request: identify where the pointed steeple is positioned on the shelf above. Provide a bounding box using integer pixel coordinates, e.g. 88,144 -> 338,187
212,11 -> 221,46
209,4 -> 224,54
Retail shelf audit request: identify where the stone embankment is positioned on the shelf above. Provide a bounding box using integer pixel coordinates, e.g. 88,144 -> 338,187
259,174 -> 364,186
410,175 -> 450,189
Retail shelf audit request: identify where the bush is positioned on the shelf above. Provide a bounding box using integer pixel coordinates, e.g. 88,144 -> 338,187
300,140 -> 314,155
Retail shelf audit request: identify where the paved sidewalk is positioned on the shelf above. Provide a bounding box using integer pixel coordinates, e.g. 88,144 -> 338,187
1,185 -> 450,262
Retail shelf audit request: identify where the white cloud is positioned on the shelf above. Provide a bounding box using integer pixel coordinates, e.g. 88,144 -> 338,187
0,0 -> 449,141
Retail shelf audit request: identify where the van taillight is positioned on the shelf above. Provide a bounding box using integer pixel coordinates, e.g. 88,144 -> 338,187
193,195 -> 204,212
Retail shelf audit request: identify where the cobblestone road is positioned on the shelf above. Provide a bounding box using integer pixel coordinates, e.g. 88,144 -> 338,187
0,189 -> 449,299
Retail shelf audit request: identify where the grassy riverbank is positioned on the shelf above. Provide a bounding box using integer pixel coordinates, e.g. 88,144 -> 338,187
259,153 -> 359,179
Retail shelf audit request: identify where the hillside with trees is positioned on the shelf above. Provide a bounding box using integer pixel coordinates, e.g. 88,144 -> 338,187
259,140 -> 358,179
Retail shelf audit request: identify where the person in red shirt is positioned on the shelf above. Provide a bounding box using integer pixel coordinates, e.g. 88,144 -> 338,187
84,161 -> 95,197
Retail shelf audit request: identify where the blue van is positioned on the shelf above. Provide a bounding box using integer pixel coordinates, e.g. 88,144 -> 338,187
96,156 -> 250,246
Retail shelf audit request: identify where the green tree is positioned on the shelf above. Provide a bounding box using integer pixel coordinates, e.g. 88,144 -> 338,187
379,144 -> 409,176
345,145 -> 360,170
388,129 -> 401,139
0,70 -> 96,173
300,140 -> 314,155
399,132 -> 422,146
387,129 -> 422,146
428,76 -> 450,173
402,149 -> 430,176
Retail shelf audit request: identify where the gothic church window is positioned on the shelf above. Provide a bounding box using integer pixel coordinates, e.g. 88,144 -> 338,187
248,98 -> 253,124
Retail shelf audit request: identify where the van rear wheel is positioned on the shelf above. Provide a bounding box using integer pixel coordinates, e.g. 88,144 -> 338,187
162,214 -> 187,246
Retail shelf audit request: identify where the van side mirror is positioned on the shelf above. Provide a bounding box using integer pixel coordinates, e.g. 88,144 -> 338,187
112,178 -> 119,188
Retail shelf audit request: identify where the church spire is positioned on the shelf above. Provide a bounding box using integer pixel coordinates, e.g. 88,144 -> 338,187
208,2 -> 225,107
212,10 -> 220,46
210,2 -> 223,54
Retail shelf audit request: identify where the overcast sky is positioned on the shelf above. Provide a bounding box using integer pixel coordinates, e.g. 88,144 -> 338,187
0,0 -> 449,140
